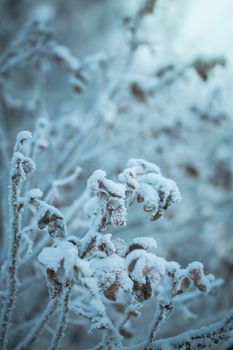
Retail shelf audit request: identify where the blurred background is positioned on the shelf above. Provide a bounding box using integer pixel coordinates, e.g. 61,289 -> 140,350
0,0 -> 233,348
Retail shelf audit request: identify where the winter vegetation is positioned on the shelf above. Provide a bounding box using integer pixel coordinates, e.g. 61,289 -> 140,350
0,0 -> 233,349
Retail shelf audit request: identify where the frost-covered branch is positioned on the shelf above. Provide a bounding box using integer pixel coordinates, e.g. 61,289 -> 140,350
49,279 -> 73,350
16,298 -> 58,350
0,129 -> 228,350
126,307 -> 233,350
0,131 -> 35,349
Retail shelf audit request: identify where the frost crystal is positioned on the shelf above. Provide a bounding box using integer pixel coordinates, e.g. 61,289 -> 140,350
27,188 -> 43,200
38,240 -> 79,276
14,130 -> 32,152
91,254 -> 133,300
126,250 -> 166,289
119,158 -> 181,220
86,170 -> 127,231
131,237 -> 158,251
25,191 -> 67,238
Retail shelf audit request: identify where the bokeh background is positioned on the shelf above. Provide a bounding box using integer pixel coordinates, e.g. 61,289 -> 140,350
0,0 -> 233,348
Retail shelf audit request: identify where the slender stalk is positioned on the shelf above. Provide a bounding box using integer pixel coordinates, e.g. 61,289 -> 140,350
104,326 -> 123,350
118,302 -> 141,336
0,157 -> 22,349
95,324 -> 123,350
125,308 -> 233,350
0,125 -> 9,260
49,279 -> 73,350
15,298 -> 58,350
145,298 -> 173,349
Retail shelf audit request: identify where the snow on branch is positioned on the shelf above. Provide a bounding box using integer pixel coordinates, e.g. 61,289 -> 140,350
0,131 -> 34,350
0,131 -> 226,350
119,158 -> 181,220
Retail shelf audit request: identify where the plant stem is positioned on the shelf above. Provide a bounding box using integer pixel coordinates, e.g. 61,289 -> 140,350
0,163 -> 22,350
49,279 -> 73,350
16,298 -> 58,350
145,298 -> 173,349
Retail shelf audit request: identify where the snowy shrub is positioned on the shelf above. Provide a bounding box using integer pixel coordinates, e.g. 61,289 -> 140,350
0,0 -> 233,349
0,131 -> 232,350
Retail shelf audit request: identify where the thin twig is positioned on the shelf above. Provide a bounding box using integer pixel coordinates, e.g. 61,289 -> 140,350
49,279 -> 73,350
15,298 -> 58,350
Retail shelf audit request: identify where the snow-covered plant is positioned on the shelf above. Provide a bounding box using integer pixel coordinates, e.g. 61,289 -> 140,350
0,1 -> 233,350
119,158 -> 181,220
0,131 -> 232,350
0,131 -> 35,350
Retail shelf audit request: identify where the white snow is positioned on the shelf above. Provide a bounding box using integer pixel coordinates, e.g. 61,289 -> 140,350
38,240 -> 79,276
132,237 -> 158,251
